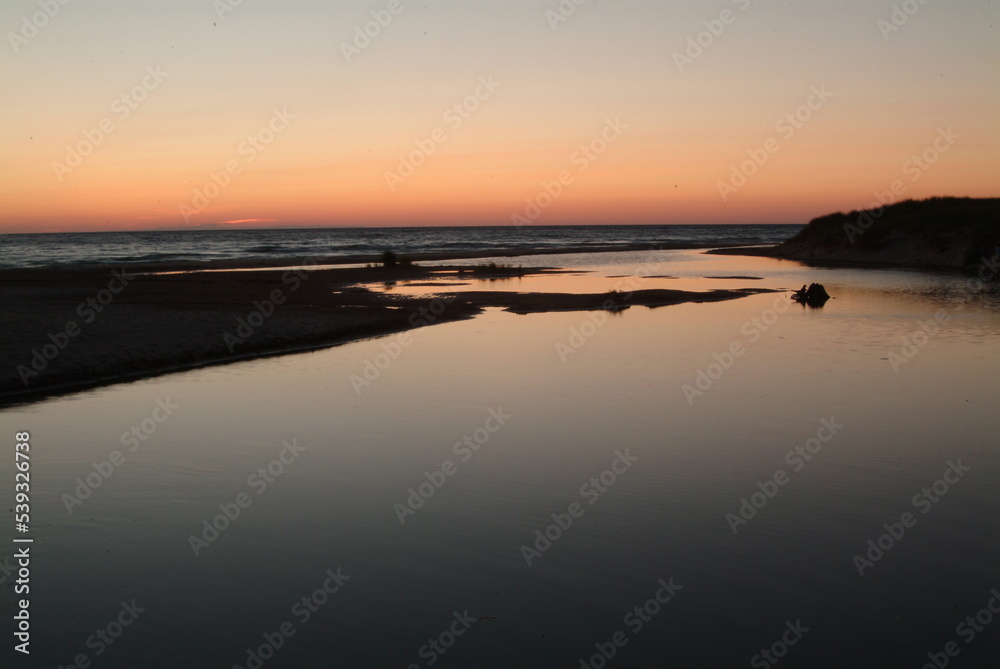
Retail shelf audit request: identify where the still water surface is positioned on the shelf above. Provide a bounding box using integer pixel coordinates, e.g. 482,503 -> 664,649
2,250 -> 998,668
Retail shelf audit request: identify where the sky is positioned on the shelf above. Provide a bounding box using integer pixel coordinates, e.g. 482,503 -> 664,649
0,0 -> 997,232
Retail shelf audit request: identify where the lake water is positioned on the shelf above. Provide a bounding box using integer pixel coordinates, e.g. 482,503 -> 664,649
2,249 -> 998,668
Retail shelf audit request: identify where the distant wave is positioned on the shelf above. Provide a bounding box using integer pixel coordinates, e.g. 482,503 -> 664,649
243,245 -> 285,254
0,224 -> 803,269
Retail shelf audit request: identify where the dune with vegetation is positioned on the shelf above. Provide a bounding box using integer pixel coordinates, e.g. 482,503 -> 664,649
713,197 -> 1000,271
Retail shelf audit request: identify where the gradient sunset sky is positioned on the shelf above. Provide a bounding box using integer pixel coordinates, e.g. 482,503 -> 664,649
1,0 -> 997,232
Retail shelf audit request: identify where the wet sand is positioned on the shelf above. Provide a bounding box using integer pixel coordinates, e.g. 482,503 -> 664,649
1,255 -> 774,405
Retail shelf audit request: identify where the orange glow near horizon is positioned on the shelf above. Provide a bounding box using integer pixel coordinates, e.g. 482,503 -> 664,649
1,1 -> 997,233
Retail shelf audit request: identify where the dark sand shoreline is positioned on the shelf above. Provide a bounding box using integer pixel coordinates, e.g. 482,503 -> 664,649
1,248 -> 777,407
